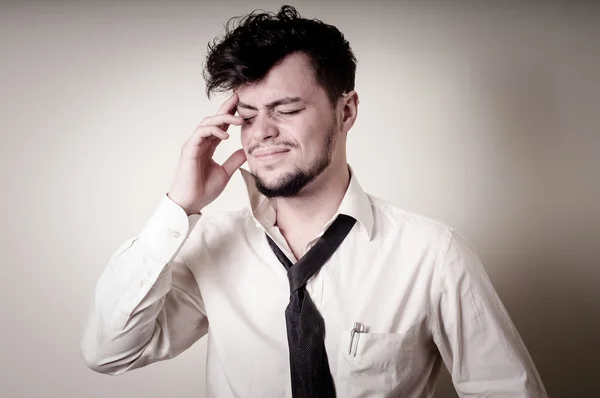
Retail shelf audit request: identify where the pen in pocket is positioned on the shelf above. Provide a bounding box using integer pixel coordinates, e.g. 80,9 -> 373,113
348,322 -> 366,357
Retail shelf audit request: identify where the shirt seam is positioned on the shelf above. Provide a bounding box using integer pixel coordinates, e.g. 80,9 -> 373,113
429,228 -> 455,343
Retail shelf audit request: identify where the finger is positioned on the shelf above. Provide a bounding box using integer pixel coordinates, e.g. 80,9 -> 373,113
199,113 -> 243,128
216,92 -> 239,116
182,133 -> 221,160
221,148 -> 247,178
187,125 -> 229,147
215,93 -> 241,132
203,136 -> 221,159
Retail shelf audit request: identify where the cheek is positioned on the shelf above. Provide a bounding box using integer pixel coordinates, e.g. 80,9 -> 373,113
297,125 -> 321,149
240,128 -> 251,149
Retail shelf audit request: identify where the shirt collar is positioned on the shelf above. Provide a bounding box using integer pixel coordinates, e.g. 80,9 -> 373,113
239,165 -> 374,241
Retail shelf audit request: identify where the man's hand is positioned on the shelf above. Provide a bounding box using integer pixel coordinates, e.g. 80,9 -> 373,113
168,93 -> 246,215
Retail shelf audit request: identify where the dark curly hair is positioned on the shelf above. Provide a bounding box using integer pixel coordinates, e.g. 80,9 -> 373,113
203,5 -> 356,106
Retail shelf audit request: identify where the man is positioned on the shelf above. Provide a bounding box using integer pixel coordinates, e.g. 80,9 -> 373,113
81,5 -> 548,397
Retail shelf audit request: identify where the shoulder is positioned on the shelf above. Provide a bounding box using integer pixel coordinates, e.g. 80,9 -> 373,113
368,193 -> 455,243
365,193 -> 463,276
365,194 -> 482,290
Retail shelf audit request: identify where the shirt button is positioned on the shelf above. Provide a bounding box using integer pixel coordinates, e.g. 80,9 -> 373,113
141,279 -> 149,286
170,230 -> 180,238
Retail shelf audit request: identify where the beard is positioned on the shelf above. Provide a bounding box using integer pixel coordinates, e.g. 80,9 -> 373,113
251,120 -> 337,198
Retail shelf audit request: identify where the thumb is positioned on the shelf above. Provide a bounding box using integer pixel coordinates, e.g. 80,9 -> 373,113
221,148 -> 247,178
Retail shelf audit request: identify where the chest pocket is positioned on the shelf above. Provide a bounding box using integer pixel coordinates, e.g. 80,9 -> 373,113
336,330 -> 416,397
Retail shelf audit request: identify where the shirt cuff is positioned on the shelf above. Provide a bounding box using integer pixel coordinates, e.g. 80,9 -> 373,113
137,194 -> 202,263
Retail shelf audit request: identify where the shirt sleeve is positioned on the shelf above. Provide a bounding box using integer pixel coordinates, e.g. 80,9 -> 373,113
431,230 -> 548,397
80,194 -> 208,375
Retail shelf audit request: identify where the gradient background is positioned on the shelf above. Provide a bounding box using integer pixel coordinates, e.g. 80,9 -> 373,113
1,1 -> 599,397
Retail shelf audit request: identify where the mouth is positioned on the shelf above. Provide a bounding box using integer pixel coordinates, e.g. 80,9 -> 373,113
252,148 -> 291,161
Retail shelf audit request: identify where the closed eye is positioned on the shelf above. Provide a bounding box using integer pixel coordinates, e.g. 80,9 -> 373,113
242,109 -> 303,124
278,109 -> 302,115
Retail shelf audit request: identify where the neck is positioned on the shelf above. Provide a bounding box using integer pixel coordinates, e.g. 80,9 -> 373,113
274,163 -> 350,240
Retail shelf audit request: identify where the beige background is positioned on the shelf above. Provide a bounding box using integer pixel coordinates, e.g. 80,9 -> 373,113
1,1 -> 599,397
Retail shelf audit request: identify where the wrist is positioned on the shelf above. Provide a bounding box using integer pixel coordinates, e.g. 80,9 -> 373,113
166,192 -> 200,216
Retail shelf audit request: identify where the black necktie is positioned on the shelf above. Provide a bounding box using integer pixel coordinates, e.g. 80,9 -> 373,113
266,214 -> 357,398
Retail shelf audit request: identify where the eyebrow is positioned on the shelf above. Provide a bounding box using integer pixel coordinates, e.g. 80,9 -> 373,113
237,96 -> 304,111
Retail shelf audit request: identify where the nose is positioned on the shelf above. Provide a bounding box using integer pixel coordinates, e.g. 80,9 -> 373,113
251,113 -> 279,142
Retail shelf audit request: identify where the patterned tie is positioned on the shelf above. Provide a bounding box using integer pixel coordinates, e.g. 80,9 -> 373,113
266,214 -> 357,398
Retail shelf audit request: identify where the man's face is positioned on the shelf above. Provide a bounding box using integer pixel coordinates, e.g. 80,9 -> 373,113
236,52 -> 340,198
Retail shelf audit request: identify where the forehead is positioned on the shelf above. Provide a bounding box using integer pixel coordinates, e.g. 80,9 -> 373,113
236,52 -> 322,107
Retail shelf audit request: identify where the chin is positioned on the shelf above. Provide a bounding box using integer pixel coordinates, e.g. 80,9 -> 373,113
250,165 -> 309,198
251,162 -> 288,179
252,169 -> 285,188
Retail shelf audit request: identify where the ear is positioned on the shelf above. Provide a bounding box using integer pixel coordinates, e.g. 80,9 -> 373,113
339,90 -> 359,134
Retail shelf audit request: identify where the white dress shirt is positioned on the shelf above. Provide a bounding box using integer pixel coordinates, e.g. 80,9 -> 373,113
81,167 -> 548,397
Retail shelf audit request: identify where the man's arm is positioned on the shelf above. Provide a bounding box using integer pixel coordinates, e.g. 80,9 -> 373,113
80,92 -> 246,374
80,194 -> 208,375
431,230 -> 548,397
